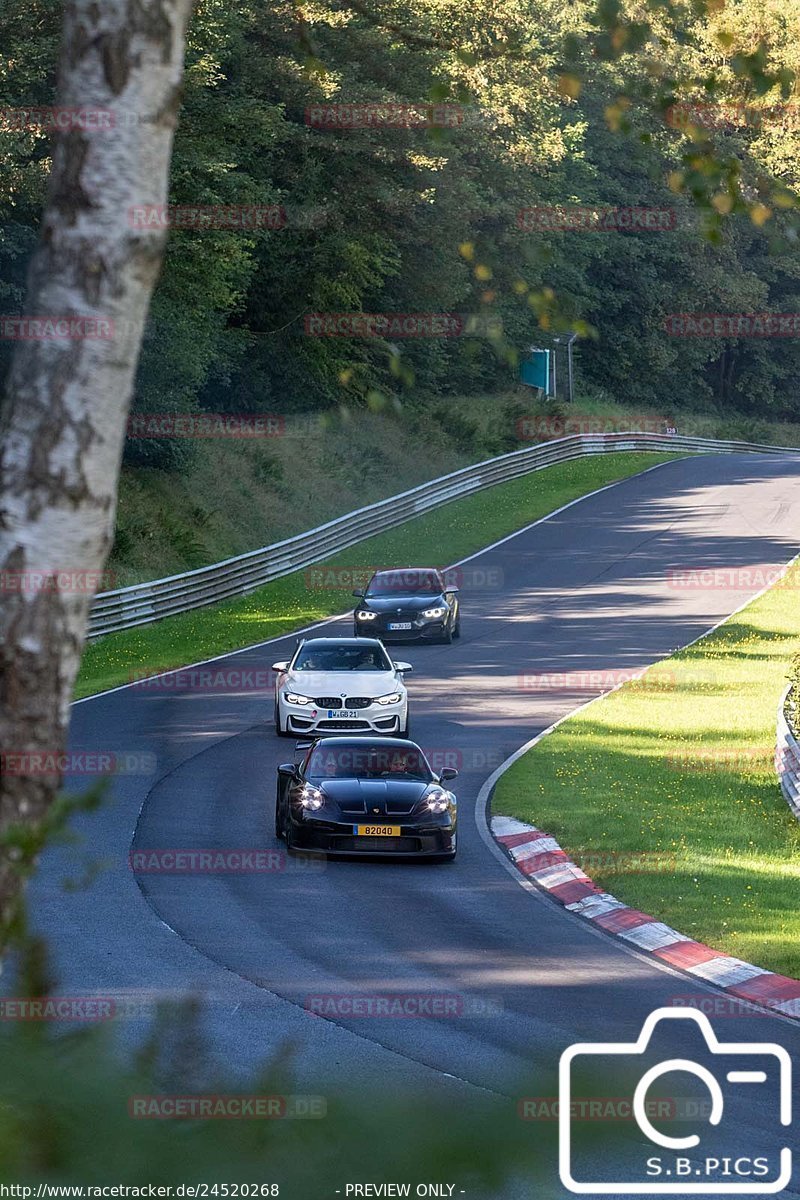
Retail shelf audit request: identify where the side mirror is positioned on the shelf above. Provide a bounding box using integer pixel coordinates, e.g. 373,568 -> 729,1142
278,763 -> 296,776
393,661 -> 413,673
440,767 -> 458,781
445,586 -> 459,595
352,588 -> 364,597
272,661 -> 289,672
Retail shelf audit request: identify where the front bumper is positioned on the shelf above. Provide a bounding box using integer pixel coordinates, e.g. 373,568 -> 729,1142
288,813 -> 456,856
279,695 -> 407,736
354,615 -> 447,641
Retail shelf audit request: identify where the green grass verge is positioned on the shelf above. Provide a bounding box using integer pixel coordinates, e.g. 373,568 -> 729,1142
493,560 -> 800,979
76,451 -> 678,699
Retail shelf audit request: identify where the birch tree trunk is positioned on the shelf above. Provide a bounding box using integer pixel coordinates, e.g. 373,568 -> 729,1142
0,0 -> 194,944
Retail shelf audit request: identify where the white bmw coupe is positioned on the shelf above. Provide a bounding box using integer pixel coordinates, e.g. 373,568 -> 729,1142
272,637 -> 412,738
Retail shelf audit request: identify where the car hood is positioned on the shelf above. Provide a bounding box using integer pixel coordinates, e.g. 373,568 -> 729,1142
313,778 -> 431,814
360,595 -> 443,613
282,670 -> 400,696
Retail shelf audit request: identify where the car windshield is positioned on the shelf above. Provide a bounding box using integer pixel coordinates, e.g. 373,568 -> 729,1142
366,570 -> 441,597
292,643 -> 391,672
307,744 -> 433,782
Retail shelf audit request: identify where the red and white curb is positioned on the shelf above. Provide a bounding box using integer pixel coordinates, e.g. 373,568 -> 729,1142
492,815 -> 800,1021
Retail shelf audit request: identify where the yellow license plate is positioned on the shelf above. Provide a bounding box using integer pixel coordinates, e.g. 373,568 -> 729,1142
354,825 -> 401,837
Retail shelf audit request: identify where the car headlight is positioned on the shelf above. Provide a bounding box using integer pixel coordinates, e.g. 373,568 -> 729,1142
356,610 -> 377,620
299,784 -> 324,810
421,606 -> 447,619
426,787 -> 452,813
284,692 -> 313,705
376,692 -> 402,706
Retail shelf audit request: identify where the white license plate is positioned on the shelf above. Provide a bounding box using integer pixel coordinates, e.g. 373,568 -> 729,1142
388,622 -> 412,630
328,709 -> 358,718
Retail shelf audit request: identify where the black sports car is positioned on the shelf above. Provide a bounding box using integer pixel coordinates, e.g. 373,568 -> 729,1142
352,567 -> 460,642
274,736 -> 458,859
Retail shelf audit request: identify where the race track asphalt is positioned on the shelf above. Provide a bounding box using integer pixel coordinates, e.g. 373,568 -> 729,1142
24,452 -> 800,1196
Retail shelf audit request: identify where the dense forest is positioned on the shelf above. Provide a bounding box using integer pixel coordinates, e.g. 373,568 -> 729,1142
2,0 -> 800,472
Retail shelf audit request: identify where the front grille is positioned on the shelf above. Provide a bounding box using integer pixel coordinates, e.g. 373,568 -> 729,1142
345,697 -> 372,709
315,697 -> 342,709
316,719 -> 370,730
331,836 -> 421,852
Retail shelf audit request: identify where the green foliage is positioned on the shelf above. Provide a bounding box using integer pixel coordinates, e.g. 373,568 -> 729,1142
2,0 -> 800,431
0,939 -> 555,1187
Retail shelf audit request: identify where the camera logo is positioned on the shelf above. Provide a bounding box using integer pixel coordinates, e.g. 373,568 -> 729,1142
559,1007 -> 792,1193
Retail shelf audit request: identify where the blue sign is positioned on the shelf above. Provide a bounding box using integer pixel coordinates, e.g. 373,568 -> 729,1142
520,348 -> 550,391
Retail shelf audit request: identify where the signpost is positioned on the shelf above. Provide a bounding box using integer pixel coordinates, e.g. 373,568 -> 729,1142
520,348 -> 551,393
521,335 -> 578,401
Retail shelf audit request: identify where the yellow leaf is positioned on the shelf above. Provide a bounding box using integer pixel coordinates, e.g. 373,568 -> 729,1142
711,192 -> 734,214
558,74 -> 581,100
458,241 -> 474,260
474,264 -> 493,281
667,171 -> 684,193
750,203 -> 771,226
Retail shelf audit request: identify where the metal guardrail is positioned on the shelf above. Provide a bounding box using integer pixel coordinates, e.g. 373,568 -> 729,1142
88,430 -> 800,639
776,686 -> 800,823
